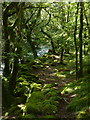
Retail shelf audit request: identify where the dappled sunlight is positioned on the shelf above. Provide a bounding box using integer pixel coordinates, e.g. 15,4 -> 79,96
61,87 -> 74,94
74,86 -> 81,90
60,77 -> 66,81
70,94 -> 77,98
45,65 -> 50,68
53,72 -> 66,78
2,2 -> 90,119
50,55 -> 60,60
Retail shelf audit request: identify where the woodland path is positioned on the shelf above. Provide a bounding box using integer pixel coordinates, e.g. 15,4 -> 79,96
31,61 -> 77,119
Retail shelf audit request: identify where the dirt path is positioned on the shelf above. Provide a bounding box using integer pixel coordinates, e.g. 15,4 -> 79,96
31,63 -> 76,118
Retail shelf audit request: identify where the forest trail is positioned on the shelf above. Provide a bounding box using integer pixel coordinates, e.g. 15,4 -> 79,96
31,61 -> 76,119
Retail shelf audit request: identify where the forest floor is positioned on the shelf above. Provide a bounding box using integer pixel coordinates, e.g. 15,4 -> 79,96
31,57 -> 77,119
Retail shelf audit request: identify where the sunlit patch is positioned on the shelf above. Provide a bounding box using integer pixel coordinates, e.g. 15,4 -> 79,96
46,65 -> 50,68
70,94 -> 77,98
5,112 -> 9,117
30,83 -> 42,90
77,110 -> 87,119
2,77 -> 8,82
53,55 -> 60,59
61,77 -> 66,80
61,87 -> 74,94
54,69 -> 58,72
74,86 -> 81,90
17,104 -> 25,108
17,104 -> 26,116
53,72 -> 66,77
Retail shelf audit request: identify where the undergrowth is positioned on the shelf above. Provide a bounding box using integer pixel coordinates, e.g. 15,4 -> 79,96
2,54 -> 90,119
62,75 -> 90,119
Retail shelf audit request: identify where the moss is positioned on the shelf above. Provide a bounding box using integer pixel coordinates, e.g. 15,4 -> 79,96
24,114 -> 36,119
41,115 -> 56,119
25,84 -> 59,116
77,111 -> 90,120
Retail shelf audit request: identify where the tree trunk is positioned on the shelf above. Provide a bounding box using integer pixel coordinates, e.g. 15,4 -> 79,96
41,28 -> 56,54
84,5 -> 90,40
27,33 -> 38,59
3,3 -> 18,77
74,3 -> 79,79
8,3 -> 23,95
79,2 -> 84,77
9,49 -> 19,95
60,48 -> 64,64
51,39 -> 56,54
3,10 -> 10,77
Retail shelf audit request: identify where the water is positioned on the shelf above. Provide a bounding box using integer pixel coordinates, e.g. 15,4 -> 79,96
37,46 -> 51,57
25,46 -> 51,59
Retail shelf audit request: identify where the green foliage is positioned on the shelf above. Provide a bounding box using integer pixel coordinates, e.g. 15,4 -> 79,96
18,62 -> 39,83
39,56 -> 48,63
77,110 -> 90,120
45,88 -> 58,98
30,82 -> 42,91
24,84 -> 59,118
40,115 -> 56,119
19,64 -> 30,71
67,95 -> 89,112
62,75 -> 90,119
8,104 -> 22,116
15,77 -> 30,94
83,56 -> 90,75
24,114 -> 36,119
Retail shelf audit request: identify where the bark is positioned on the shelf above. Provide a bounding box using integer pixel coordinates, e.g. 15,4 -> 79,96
74,3 -> 79,79
25,8 -> 42,59
84,5 -> 90,40
60,48 -> 64,64
3,3 -> 19,77
9,55 -> 19,95
79,2 -> 84,77
8,3 -> 23,95
27,33 -> 38,59
84,30 -> 88,55
3,7 -> 10,77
